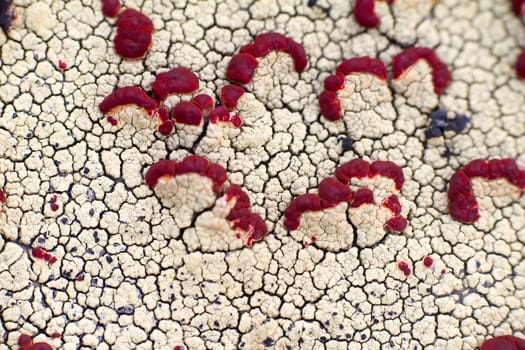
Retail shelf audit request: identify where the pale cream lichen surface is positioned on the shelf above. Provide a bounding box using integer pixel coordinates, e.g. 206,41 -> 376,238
1,0 -> 525,349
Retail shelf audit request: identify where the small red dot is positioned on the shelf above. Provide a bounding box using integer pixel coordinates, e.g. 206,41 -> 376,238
50,203 -> 59,211
50,332 -> 61,339
107,116 -> 118,126
310,236 -> 317,242
397,261 -> 411,276
57,60 -> 67,70
423,256 -> 434,267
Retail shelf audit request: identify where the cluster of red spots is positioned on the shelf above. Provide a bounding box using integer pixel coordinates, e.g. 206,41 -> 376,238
208,106 -> 242,127
397,261 -> 411,276
101,0 -> 121,17
224,184 -> 268,246
31,247 -> 57,264
319,57 -> 386,121
18,334 -> 53,350
145,155 -> 228,194
448,158 -> 525,223
284,158 -> 407,234
216,32 -> 307,127
353,0 -> 395,28
56,60 -> 67,70
319,50 -> 450,121
481,335 -> 525,350
392,47 -> 451,95
49,195 -> 59,211
99,67 -> 206,134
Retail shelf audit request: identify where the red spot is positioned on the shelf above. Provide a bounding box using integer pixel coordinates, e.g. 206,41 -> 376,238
324,74 -> 345,91
336,57 -> 387,80
224,184 -> 268,246
172,101 -> 203,126
191,94 -> 214,112
423,256 -> 434,267
226,53 -> 259,85
107,116 -> 118,126
512,0 -> 525,16
49,195 -> 59,211
382,194 -> 401,214
440,269 -> 446,275
0,188 -> 6,204
18,334 -> 54,350
145,159 -> 176,187
448,159 -> 525,223
157,120 -> 174,135
50,332 -> 61,339
114,8 -> 153,59
319,90 -> 342,121
318,177 -> 352,209
350,188 -> 375,208
384,216 -> 407,232
220,85 -> 246,109
516,49 -> 525,80
208,106 -> 242,127
32,247 -> 58,264
335,158 -> 370,184
392,47 -> 451,95
19,334 -> 33,347
311,236 -> 317,242
99,86 -> 157,116
151,67 -> 200,101
57,60 -> 67,70
481,335 -> 525,350
284,194 -> 322,230
207,163 -> 228,193
397,261 -> 411,276
29,343 -> 53,350
173,346 -> 183,350
239,32 -> 307,73
74,273 -> 84,281
354,0 -> 379,28
369,160 -> 404,190
101,0 -> 121,17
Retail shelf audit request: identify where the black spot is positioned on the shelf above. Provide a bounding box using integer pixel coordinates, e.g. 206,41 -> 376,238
213,320 -> 220,327
60,217 -> 69,224
338,136 -> 353,152
361,334 -> 367,340
0,0 -> 15,33
116,305 -> 134,315
262,337 -> 274,347
426,108 -> 470,139
307,0 -> 316,6
86,248 -> 94,255
105,255 -> 113,263
89,208 -> 95,216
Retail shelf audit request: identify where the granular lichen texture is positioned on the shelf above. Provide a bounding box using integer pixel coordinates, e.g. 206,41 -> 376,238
0,0 -> 525,349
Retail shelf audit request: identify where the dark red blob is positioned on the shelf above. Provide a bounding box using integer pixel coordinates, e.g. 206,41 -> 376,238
226,53 -> 259,84
207,163 -> 228,193
74,273 -> 85,281
369,160 -> 404,190
384,215 -> 407,232
336,56 -> 387,80
324,74 -> 345,91
172,101 -> 203,126
151,68 -> 200,101
382,194 -> 401,214
29,343 -> 54,350
19,334 -> 33,347
49,195 -> 59,211
423,256 -> 434,267
239,32 -> 308,73
208,106 -> 242,127
350,188 -> 375,208
107,116 -> 118,126
31,247 -> 57,264
318,177 -> 352,209
335,158 -> 370,184
157,120 -> 174,135
354,0 -> 379,28
284,194 -> 322,230
220,84 -> 246,109
512,0 -> 525,16
392,47 -> 451,95
0,188 -> 5,203
145,159 -> 176,187
99,86 -> 157,115
50,332 -> 61,339
101,0 -> 121,17
114,8 -> 154,59
398,261 -> 411,276
481,335 -> 525,350
319,90 -> 342,121
464,159 -> 489,178
175,155 -> 209,176
224,185 -> 268,246
191,94 -> 214,112
57,60 -> 67,70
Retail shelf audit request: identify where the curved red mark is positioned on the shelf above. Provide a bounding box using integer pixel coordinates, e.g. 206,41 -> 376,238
226,53 -> 259,85
397,261 -> 411,276
220,84 -> 246,109
318,177 -> 352,209
516,49 -> 525,79
319,56 -> 386,121
99,86 -> 157,115
448,158 -> 525,223
283,194 -> 322,231
392,47 -> 451,95
172,101 -> 203,126
481,335 -> 525,350
335,158 -> 370,184
191,94 -> 214,112
145,156 -> 227,193
101,0 -> 121,18
369,160 -> 404,190
350,188 -> 375,207
114,8 -> 153,59
512,0 -> 525,16
354,0 -> 379,28
151,67 -> 200,101
31,247 -> 57,264
224,184 -> 268,246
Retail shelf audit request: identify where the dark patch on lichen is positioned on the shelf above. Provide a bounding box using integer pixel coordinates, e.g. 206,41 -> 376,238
425,108 -> 470,139
0,0 -> 16,33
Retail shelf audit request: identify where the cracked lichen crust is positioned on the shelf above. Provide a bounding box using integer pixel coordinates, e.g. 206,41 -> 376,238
1,0 -> 525,349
